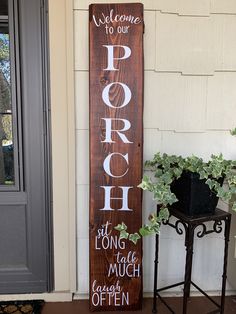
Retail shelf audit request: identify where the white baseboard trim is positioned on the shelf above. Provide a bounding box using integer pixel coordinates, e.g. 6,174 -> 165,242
143,291 -> 236,298
73,290 -> 236,300
0,292 -> 73,302
3,290 -> 233,302
73,293 -> 89,300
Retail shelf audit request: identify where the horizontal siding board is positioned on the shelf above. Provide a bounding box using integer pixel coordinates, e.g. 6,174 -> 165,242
155,12 -> 217,75
74,0 -> 211,16
179,0 -> 210,16
206,73 -> 236,129
144,129 -> 236,161
211,0 -> 236,14
216,15 -> 236,71
155,13 -> 236,74
144,11 -> 156,70
144,72 -> 207,131
75,71 -> 89,130
74,0 -> 143,10
143,128 -> 162,159
161,131 -> 236,160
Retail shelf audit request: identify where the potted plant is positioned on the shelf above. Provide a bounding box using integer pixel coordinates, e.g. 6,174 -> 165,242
115,152 -> 236,244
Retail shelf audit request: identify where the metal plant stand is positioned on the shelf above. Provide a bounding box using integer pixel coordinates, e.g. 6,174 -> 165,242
152,208 -> 231,314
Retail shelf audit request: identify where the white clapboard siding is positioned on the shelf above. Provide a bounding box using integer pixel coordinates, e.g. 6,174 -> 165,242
74,0 -> 236,16
144,72 -> 207,131
191,238 -> 225,289
144,130 -> 236,161
207,73 -> 236,129
77,238 -> 89,293
215,14 -> 236,71
156,12 -> 236,74
155,12 -> 217,75
76,184 -> 89,239
178,0 -> 210,16
143,129 -> 162,160
161,131 -> 236,160
144,11 -> 156,70
74,0 -> 143,10
211,0 -> 236,14
76,130 -> 89,185
75,71 -> 89,130
74,0 -> 211,16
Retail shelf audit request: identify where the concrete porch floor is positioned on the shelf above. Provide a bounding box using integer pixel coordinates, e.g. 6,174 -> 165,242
41,296 -> 236,314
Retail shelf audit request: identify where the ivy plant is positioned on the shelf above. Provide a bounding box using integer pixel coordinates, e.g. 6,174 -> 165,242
115,152 -> 236,244
230,127 -> 236,136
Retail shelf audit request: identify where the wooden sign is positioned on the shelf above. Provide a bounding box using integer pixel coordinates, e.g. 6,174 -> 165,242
89,3 -> 144,311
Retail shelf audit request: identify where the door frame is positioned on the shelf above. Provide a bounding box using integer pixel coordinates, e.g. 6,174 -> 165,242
48,0 -> 76,293
0,0 -> 76,300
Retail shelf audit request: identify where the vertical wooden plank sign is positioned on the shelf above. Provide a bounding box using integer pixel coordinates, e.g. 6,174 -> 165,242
89,3 -> 144,311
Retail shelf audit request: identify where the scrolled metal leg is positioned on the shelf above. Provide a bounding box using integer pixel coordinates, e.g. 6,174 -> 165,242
183,224 -> 194,314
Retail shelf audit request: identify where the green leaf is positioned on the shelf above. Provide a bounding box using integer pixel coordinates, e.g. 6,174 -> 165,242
206,178 -> 214,189
129,233 -> 141,244
139,225 -> 154,237
138,176 -> 152,191
230,128 -> 236,136
114,222 -> 127,232
139,224 -> 160,236
158,207 -> 170,221
120,230 -> 129,240
199,170 -> 208,180
151,223 -> 161,233
154,169 -> 163,177
232,202 -> 236,212
174,168 -> 182,179
216,189 -> 231,202
161,172 -> 173,184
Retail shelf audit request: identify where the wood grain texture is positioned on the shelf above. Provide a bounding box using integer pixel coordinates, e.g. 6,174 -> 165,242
89,3 -> 144,311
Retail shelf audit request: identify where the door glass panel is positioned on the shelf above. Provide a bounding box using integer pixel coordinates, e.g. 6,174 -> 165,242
0,0 -> 14,185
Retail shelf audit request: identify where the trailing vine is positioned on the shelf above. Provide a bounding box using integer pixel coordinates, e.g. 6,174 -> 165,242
115,152 -> 236,244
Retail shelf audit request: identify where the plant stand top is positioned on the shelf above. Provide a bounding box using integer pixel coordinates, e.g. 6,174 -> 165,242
163,208 -> 231,240
167,207 -> 231,224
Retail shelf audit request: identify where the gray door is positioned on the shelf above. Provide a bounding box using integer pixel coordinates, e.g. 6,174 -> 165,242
0,0 -> 52,293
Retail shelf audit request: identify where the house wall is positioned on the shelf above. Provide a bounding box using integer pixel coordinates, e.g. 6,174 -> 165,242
75,0 -> 236,296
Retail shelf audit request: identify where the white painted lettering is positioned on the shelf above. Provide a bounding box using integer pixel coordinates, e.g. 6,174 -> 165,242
92,293 -> 99,306
101,118 -> 133,144
103,153 -> 129,178
108,263 -> 141,277
95,235 -> 126,250
103,45 -> 131,71
99,186 -> 133,211
92,9 -> 142,27
102,82 -> 132,108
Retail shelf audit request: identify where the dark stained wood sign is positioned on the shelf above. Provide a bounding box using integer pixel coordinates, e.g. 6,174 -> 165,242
89,3 -> 144,311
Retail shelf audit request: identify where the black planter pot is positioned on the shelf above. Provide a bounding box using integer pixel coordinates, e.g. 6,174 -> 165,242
170,171 -> 224,217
